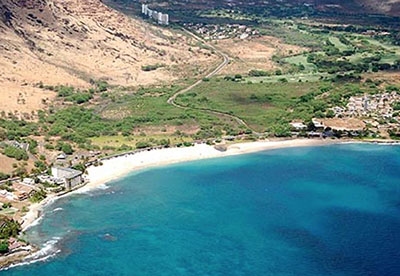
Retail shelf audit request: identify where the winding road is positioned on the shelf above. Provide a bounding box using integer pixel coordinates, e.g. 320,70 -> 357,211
167,28 -> 261,135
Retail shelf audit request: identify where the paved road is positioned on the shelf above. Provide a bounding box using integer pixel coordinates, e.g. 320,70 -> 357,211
167,28 -> 261,135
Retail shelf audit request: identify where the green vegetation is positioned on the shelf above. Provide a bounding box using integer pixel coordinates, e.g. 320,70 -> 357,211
175,77 -> 384,134
176,78 -> 320,132
0,240 -> 8,253
3,146 -> 28,161
0,217 -> 21,253
0,10 -> 399,163
0,217 -> 21,239
0,173 -> 10,181
29,189 -> 47,203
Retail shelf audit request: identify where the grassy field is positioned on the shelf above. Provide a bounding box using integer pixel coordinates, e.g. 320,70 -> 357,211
91,134 -> 194,149
329,37 -> 352,51
244,73 -> 328,83
282,54 -> 318,72
175,78 -> 320,132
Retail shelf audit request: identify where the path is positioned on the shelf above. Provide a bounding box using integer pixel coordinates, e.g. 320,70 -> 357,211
167,28 -> 261,135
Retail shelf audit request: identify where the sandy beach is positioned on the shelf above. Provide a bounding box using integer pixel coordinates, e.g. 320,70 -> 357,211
84,139 -> 336,190
20,138 -> 335,232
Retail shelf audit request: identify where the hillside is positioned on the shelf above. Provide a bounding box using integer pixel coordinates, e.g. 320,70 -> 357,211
132,0 -> 400,17
0,0 -> 217,117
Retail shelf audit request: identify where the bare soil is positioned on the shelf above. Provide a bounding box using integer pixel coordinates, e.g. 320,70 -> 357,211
216,36 -> 307,75
0,0 -> 218,117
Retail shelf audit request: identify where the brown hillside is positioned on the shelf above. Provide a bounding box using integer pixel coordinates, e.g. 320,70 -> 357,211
0,0 -> 217,117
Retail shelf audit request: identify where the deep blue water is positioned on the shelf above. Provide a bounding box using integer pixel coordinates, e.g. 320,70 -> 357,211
3,144 -> 400,275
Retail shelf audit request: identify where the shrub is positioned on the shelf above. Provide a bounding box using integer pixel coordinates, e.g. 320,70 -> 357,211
3,146 -> 28,161
29,189 -> 47,203
136,141 -> 151,149
0,173 -> 10,181
249,70 -> 269,77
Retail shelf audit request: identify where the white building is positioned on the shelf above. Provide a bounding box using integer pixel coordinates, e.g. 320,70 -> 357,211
52,167 -> 83,190
290,122 -> 307,130
142,4 -> 169,25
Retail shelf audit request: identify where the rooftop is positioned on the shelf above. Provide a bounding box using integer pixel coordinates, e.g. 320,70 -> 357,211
53,167 -> 82,179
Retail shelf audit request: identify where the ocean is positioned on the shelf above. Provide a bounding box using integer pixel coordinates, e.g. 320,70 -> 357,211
2,144 -> 400,275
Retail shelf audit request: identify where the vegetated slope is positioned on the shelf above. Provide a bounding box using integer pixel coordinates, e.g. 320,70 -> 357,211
139,0 -> 400,16
0,0 -> 216,116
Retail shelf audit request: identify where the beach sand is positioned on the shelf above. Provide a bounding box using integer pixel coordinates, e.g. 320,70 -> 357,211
20,138 -> 335,232
84,139 -> 335,190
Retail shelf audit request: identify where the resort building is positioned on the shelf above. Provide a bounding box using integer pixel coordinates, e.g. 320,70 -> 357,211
51,167 -> 83,190
142,4 -> 169,25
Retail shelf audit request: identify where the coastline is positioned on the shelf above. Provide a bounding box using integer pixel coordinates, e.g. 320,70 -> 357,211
6,137 -> 399,269
84,138 -> 337,190
20,138 -> 333,232
21,136 -> 400,232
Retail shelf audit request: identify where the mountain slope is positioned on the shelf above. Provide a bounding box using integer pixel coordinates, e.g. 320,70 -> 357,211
0,0 -> 217,117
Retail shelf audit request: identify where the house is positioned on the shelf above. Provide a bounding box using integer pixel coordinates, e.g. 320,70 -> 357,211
22,178 -> 35,186
290,122 -> 307,131
312,119 -> 325,130
12,183 -> 35,201
57,153 -> 67,160
51,167 -> 83,190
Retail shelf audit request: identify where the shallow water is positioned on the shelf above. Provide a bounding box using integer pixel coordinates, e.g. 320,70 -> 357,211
3,144 -> 400,275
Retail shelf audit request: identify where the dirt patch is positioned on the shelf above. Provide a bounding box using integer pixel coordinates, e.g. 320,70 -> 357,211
0,154 -> 34,175
323,118 -> 366,130
217,36 -> 307,75
363,72 -> 400,85
0,84 -> 56,120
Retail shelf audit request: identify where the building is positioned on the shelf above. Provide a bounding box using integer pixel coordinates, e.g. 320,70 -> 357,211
290,122 -> 307,131
22,178 -> 35,185
57,153 -> 67,160
51,167 -> 83,190
13,182 -> 35,201
142,4 -> 169,25
312,119 -> 325,129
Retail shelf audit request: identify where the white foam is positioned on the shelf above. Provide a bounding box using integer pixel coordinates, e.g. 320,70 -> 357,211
23,216 -> 43,231
51,207 -> 63,213
71,183 -> 110,195
3,237 -> 62,270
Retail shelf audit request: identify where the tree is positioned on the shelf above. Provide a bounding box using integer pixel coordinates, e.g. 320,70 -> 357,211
3,146 -> 28,161
29,189 -> 47,203
326,109 -> 335,118
136,141 -> 151,149
61,143 -> 74,155
0,240 -> 8,253
0,173 -> 10,181
0,218 -> 21,239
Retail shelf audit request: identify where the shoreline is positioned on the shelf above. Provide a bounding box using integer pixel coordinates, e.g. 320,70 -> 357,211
84,138 -> 338,190
19,137 -> 400,232
10,137 -> 398,269
20,138 -> 333,232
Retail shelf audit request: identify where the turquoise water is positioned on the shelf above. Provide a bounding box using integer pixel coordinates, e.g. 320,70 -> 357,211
3,144 -> 400,275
